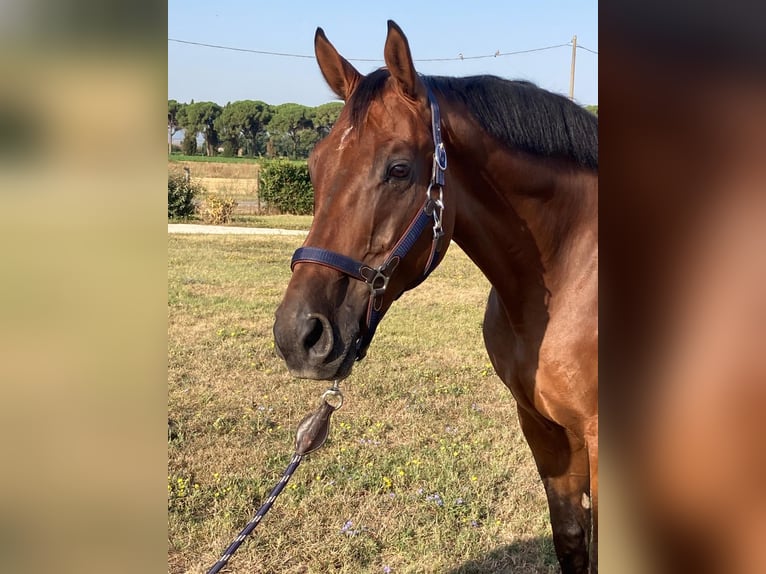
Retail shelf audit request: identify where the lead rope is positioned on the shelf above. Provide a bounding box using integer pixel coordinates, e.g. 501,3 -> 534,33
206,381 -> 344,574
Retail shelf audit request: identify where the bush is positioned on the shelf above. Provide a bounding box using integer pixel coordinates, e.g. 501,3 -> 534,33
168,173 -> 203,219
202,195 -> 238,225
258,160 -> 313,215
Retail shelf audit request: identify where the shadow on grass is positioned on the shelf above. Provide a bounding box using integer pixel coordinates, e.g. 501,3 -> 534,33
446,536 -> 559,574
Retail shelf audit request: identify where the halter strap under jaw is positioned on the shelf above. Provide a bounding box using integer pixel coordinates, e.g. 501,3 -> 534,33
290,87 -> 448,359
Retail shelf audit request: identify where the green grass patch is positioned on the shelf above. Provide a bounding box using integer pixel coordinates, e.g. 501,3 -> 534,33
168,235 -> 554,573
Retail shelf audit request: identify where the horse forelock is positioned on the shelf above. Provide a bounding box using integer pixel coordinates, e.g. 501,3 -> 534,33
347,68 -> 391,128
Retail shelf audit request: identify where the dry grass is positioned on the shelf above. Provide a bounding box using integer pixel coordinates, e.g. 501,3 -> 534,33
168,235 -> 555,573
195,177 -> 258,196
169,161 -> 262,216
170,160 -> 261,181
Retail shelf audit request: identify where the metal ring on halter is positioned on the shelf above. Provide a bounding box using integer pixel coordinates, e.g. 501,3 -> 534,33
321,387 -> 344,410
367,268 -> 390,298
435,142 -> 447,171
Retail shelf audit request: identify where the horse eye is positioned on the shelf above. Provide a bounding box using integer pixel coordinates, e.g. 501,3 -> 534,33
387,163 -> 411,180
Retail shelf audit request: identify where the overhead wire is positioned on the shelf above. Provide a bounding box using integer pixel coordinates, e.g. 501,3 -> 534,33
168,38 -> 597,62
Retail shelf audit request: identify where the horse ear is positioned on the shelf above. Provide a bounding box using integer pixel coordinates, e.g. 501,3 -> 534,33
315,27 -> 362,101
384,20 -> 425,101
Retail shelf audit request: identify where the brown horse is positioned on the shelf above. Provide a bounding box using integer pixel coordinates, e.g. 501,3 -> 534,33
273,21 -> 598,573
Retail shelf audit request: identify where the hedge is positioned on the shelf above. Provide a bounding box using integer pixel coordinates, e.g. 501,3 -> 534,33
258,159 -> 314,215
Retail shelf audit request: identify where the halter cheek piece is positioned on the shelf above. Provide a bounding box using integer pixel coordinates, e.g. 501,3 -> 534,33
290,89 -> 448,360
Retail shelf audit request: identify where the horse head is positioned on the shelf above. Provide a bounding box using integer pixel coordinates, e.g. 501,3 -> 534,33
273,21 -> 455,380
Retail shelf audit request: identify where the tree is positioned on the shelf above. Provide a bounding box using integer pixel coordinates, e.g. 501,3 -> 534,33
297,129 -> 320,157
268,103 -> 314,158
168,100 -> 185,153
312,101 -> 343,139
181,130 -> 197,155
170,99 -> 345,158
584,104 -> 598,116
179,101 -> 222,156
214,100 -> 273,157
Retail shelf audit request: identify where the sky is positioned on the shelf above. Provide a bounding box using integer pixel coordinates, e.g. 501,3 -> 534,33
168,0 -> 598,108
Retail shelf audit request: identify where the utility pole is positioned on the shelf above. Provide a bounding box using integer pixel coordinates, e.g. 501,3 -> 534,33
569,35 -> 577,101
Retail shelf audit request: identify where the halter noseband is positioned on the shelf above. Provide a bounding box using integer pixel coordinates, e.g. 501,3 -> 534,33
290,89 -> 448,360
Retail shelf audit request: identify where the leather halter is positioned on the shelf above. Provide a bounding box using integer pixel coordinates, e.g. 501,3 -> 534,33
290,88 -> 448,360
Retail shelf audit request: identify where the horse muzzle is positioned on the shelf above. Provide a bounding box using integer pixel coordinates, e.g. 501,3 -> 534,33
273,299 -> 360,381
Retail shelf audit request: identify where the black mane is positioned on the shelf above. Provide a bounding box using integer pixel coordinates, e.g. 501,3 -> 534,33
348,69 -> 598,171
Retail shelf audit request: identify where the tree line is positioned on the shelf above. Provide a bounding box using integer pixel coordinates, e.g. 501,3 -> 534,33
168,99 -> 597,160
168,99 -> 344,159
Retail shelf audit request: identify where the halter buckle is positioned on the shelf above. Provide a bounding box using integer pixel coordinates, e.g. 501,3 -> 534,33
360,257 -> 400,298
426,185 -> 445,241
368,269 -> 390,298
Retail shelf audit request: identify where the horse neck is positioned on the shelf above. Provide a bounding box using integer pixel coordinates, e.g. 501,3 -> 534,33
443,110 -> 598,316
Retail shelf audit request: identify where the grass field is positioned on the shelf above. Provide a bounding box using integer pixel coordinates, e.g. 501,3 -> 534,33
168,234 -> 555,573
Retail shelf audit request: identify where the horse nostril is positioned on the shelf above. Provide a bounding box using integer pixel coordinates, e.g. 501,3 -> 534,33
304,317 -> 324,349
302,313 -> 334,360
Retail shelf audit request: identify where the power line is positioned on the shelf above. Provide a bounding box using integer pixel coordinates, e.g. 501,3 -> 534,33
420,43 -> 571,61
168,38 -> 316,59
577,44 -> 598,55
168,38 -> 595,62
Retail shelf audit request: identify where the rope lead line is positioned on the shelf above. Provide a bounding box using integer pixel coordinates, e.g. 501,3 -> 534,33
206,454 -> 303,574
206,383 -> 343,574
